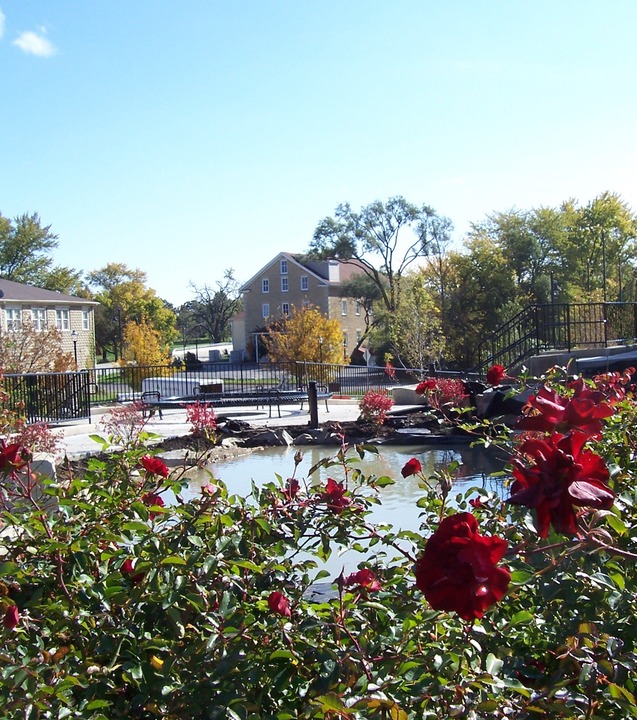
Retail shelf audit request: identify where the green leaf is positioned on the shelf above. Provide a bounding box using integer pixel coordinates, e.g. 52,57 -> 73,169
510,610 -> 535,625
605,513 -> 628,536
0,561 -> 19,576
160,556 -> 188,566
486,653 -> 503,675
509,570 -> 534,585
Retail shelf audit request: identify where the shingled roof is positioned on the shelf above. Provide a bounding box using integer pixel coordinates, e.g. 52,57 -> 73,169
0,278 -> 98,305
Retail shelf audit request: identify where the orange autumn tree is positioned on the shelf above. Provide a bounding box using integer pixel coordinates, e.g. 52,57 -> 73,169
263,305 -> 346,365
120,316 -> 171,390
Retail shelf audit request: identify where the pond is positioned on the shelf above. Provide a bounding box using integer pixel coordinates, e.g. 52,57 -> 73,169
177,441 -> 509,577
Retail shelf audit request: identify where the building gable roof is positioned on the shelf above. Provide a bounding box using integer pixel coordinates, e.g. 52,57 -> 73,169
0,278 -> 98,305
240,252 -> 370,294
240,252 -> 330,293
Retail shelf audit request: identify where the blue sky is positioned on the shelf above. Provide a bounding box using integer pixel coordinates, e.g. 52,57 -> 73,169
1,2 -> 636,306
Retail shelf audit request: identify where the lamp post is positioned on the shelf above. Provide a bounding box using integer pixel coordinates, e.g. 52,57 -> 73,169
318,336 -> 324,364
71,329 -> 78,369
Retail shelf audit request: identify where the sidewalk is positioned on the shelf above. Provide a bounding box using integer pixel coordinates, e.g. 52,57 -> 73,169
59,399 -> 362,459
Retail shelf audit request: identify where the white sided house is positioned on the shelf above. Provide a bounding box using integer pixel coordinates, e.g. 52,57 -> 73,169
0,279 -> 98,369
234,252 -> 367,361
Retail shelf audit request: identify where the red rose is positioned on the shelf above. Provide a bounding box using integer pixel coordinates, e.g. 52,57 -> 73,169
267,591 -> 291,617
516,380 -> 614,438
121,559 -> 145,584
416,379 -> 437,395
141,492 -> 165,519
3,605 -> 19,629
0,442 -> 29,475
486,364 -> 507,386
415,512 -> 510,621
283,478 -> 300,501
139,455 -> 170,478
509,432 -> 614,537
401,458 -> 422,478
344,569 -> 381,592
321,478 -> 351,514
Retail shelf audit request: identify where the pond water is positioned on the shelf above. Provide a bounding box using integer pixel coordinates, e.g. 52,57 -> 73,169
178,442 -> 508,576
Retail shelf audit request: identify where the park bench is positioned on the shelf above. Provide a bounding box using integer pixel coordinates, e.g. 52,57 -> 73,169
132,383 -> 333,419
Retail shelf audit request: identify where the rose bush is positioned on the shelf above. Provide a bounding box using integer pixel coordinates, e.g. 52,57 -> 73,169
0,367 -> 636,717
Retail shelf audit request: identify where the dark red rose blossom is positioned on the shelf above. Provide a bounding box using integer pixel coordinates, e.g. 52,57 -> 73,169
283,478 -> 300,501
509,432 -> 614,537
267,591 -> 291,617
401,457 -> 422,478
415,513 -> 511,620
141,492 -> 165,519
486,364 -> 507,386
516,380 -> 614,438
344,569 -> 382,592
320,478 -> 351,514
139,455 -> 170,478
0,442 -> 29,475
469,497 -> 484,509
121,559 -> 145,584
415,379 -> 437,395
415,512 -> 510,621
3,604 -> 19,629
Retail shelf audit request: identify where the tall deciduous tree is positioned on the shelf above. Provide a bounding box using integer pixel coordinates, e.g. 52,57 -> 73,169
188,269 -> 242,344
309,196 -> 452,316
441,237 -> 519,368
389,271 -> 445,371
263,305 -> 345,364
88,263 -> 177,360
0,212 -> 83,290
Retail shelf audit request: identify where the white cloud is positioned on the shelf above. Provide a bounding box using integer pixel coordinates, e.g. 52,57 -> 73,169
0,9 -> 6,40
13,28 -> 56,57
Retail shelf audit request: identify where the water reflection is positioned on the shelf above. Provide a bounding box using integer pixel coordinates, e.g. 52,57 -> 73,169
182,443 -> 507,518
179,443 -> 508,577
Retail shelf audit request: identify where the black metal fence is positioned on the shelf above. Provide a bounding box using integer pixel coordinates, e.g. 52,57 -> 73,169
477,302 -> 637,372
85,361 -> 470,405
3,371 -> 92,424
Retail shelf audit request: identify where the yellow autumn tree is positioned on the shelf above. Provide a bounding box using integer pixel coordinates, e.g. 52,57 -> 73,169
120,317 -> 171,390
263,305 -> 346,365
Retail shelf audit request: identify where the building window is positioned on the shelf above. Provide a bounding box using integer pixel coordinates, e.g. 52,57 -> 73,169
301,275 -> 309,291
32,308 -> 47,331
262,303 -> 270,319
281,302 -> 290,316
302,300 -> 310,309
355,301 -> 361,316
280,259 -> 288,275
341,300 -> 347,316
5,307 -> 21,331
356,329 -> 362,342
281,277 -> 289,292
262,278 -> 269,293
343,332 -> 348,347
56,308 -> 70,331
82,309 -> 90,331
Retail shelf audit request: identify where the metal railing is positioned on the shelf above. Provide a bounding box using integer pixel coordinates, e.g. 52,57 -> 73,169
0,362 -> 479,426
475,302 -> 637,372
2,371 -> 92,424
85,360 -> 474,405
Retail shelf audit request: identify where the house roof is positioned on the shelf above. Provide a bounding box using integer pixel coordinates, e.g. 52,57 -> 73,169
239,252 -> 329,292
239,252 -> 366,293
0,278 -> 98,305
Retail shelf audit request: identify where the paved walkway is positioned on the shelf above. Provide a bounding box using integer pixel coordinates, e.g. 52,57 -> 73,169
59,399 -> 362,459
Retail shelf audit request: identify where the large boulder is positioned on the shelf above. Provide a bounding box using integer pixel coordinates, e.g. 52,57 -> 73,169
246,429 -> 294,447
